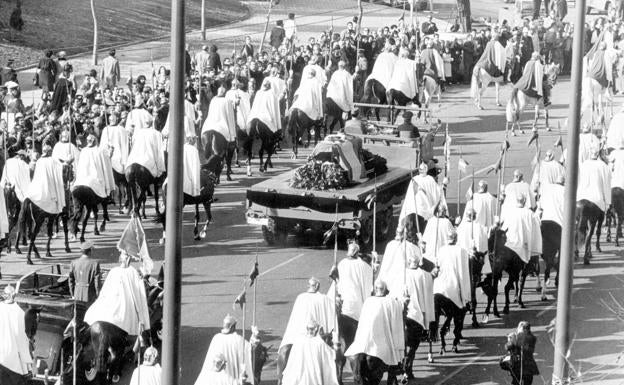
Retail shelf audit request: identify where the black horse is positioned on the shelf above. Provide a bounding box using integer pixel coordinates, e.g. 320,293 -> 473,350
15,198 -> 71,264
483,226 -> 532,318
201,129 -> 236,183
157,161 -> 219,242
287,108 -> 322,158
606,187 -> 624,246
324,98 -> 348,136
386,89 -> 422,124
71,186 -> 111,243
4,185 -> 27,253
360,79 -> 387,122
246,119 -> 281,172
575,199 -> 604,264
112,170 -> 130,214
125,163 -> 165,219
539,220 -> 561,301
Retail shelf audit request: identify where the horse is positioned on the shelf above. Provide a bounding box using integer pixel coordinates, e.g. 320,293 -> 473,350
606,187 -> 624,246
286,108 -> 322,159
157,161 -> 219,244
575,199 -> 604,265
15,197 -> 71,265
360,78 -> 387,122
482,226 -> 532,318
201,129 -> 236,183
470,66 -> 503,109
70,186 -> 111,243
468,251 -> 486,328
386,89 -> 422,124
125,163 -> 165,219
4,185 -> 27,253
421,75 -> 440,117
112,170 -> 130,214
539,220 -> 561,301
247,119 -> 281,173
77,277 -> 163,385
506,63 -> 561,134
324,97 -> 348,136
582,77 -> 611,125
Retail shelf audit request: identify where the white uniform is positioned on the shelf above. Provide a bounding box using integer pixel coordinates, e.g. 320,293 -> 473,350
404,267 -> 435,329
129,364 -> 162,385
326,68 -> 354,113
282,335 -> 339,385
531,159 -> 565,192
202,96 -> 237,141
280,291 -> 335,349
125,107 -> 154,134
611,149 -> 624,190
502,180 -> 535,218
539,183 -> 565,227
225,89 -> 251,132
26,156 -> 65,214
100,124 -> 130,174
501,206 -> 542,263
378,240 -> 421,298
291,77 -> 324,120
606,111 -> 624,150
127,127 -> 166,178
367,51 -> 397,89
463,191 -> 497,228
387,57 -> 419,99
577,158 -> 611,212
247,88 -> 282,133
345,295 -> 405,365
0,157 -> 31,202
72,145 -> 115,198
0,301 -> 32,376
328,256 -> 373,321
422,216 -> 455,264
398,174 -> 447,232
194,332 -> 254,385
433,245 -> 471,309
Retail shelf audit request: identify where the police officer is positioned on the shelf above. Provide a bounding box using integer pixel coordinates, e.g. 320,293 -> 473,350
69,241 -> 101,304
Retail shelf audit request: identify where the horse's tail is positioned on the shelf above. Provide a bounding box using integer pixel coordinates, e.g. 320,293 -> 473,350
362,78 -> 372,103
90,322 -> 108,374
576,200 -> 589,247
470,70 -> 479,100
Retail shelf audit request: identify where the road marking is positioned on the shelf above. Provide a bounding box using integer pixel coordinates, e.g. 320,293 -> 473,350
433,353 -> 486,385
259,253 -> 305,277
537,303 -> 556,317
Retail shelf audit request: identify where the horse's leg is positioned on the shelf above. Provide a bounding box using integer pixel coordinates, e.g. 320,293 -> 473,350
92,206 -> 100,236
495,82 -> 501,106
193,204 -> 200,241
503,275 -> 515,314
492,275 -> 501,318
452,307 -> 466,352
544,106 -> 550,131
28,217 -> 45,262
154,181 -> 161,215
45,216 -> 55,258
584,220 -> 596,264
518,267 -> 528,309
258,144 -> 265,173
61,210 -> 70,253
533,104 -> 539,132
617,213 -> 623,247
81,207 -> 90,243
596,215 -> 604,252
140,189 -> 147,220
440,315 -> 452,355
100,204 -> 108,232
470,273 -> 479,328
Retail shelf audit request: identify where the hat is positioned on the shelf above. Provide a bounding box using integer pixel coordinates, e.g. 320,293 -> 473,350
80,240 -> 94,251
4,81 -> 19,89
57,51 -> 67,59
16,149 -> 27,157
14,112 -> 24,119
403,110 -> 413,119
222,314 -> 237,333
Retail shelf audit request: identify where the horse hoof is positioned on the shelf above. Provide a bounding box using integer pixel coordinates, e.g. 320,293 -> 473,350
596,245 -> 602,252
511,131 -> 517,137
452,346 -> 459,354
26,259 -> 33,265
497,103 -> 502,107
46,252 -> 52,258
481,314 -> 489,324
159,238 -> 165,246
65,247 -> 71,253
478,105 -> 484,110
503,307 -> 509,315
472,320 -> 480,328
520,130 -> 525,134
519,302 -> 526,309
119,209 -> 124,214
546,126 -> 551,132
584,259 -> 590,265
226,175 -> 233,182
194,235 -> 201,241
99,224 -> 106,232
94,229 -> 100,236
606,235 -> 611,242
494,311 -> 501,318
439,348 -> 445,356
428,353 -> 434,363
513,295 -> 518,303
541,295 -> 548,301
80,237 -> 85,243
259,167 -> 265,173
535,286 -> 542,292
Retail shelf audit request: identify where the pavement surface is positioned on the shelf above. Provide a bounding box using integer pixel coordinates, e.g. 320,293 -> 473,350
2,0 -> 624,385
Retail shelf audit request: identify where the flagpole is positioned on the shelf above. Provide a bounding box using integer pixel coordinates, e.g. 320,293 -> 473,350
457,147 -> 462,220
372,174 -> 377,253
241,291 -> 248,382
253,244 -> 258,327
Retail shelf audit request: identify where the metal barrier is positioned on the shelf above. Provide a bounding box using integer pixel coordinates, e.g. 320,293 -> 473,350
353,102 -> 433,123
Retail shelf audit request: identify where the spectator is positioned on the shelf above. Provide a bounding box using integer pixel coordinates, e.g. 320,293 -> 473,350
241,36 -> 254,58
502,321 -> 539,385
285,13 -> 297,46
422,15 -> 438,35
208,45 -> 222,72
270,20 -> 286,50
37,49 -> 57,92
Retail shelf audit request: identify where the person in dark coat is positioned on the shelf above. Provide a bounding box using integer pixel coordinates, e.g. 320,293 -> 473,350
270,20 -> 286,50
69,241 -> 101,304
504,321 -> 539,385
240,35 -> 255,58
48,64 -> 75,115
37,50 -> 57,92
208,45 -> 222,72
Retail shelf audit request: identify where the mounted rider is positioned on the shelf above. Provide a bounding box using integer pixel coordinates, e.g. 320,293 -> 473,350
422,206 -> 455,265
326,60 -> 355,116
127,98 -> 166,179
577,145 -> 611,223
25,143 -> 65,215
248,79 -> 282,135
345,280 -> 405,385
420,40 -> 445,87
463,180 -> 497,228
387,48 -> 420,101
195,314 -> 254,385
328,240 -> 373,349
100,113 -> 129,175
281,320 -> 339,385
84,251 -> 151,336
501,169 -> 535,218
51,129 -> 80,181
500,195 -> 542,264
514,52 -> 550,107
530,150 -> 565,194
291,69 -> 324,122
72,133 -> 115,199
225,79 -> 252,134
0,149 -> 31,203
366,42 -> 397,91
474,32 -> 507,80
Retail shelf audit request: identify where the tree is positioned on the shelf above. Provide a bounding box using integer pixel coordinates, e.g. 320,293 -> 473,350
91,0 -> 98,65
457,0 -> 472,31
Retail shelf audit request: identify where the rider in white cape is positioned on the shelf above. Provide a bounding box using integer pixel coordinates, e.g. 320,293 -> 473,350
127,122 -> 166,178
100,113 -> 130,174
72,134 -> 115,198
326,61 -> 354,113
248,80 -> 282,133
367,46 -> 397,90
202,88 -> 237,141
27,144 -> 66,214
388,49 -> 420,99
291,70 -> 324,120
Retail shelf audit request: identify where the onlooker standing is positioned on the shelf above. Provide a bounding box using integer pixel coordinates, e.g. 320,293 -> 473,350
503,321 -> 539,385
194,45 -> 211,74
69,241 -> 101,305
240,36 -> 254,58
208,44 -> 222,72
270,20 -> 286,50
421,15 -> 438,35
285,13 -> 297,47
101,49 -> 121,89
37,50 -> 57,92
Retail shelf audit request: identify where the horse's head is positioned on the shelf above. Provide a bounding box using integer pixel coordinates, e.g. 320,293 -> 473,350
487,224 -> 507,255
469,251 -> 487,283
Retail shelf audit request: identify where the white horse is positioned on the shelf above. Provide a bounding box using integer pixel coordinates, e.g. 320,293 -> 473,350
421,75 -> 441,119
506,63 -> 561,135
470,67 -> 504,109
581,77 -> 612,124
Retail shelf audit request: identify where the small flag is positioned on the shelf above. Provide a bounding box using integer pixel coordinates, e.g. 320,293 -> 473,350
249,262 -> 259,287
117,217 -> 153,276
322,223 -> 338,245
234,289 -> 247,310
458,157 -> 469,174
502,140 -> 511,151
531,148 -> 541,169
554,135 -> 563,150
486,152 -> 503,175
527,131 -> 539,147
465,184 -> 473,201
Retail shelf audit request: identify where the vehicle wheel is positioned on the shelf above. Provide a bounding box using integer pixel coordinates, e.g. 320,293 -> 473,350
377,208 -> 393,241
262,225 -> 277,245
262,223 -> 288,246
83,359 -> 105,385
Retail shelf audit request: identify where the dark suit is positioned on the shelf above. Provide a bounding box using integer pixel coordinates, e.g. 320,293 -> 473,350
270,26 -> 286,49
505,330 -> 539,385
69,255 -> 101,304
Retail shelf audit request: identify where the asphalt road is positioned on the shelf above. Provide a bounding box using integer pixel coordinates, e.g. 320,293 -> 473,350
3,0 -> 624,384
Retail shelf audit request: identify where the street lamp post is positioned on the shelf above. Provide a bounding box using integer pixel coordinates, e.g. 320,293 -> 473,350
90,0 -> 98,65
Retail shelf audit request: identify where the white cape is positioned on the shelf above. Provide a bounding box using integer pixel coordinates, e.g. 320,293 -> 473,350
26,156 -> 65,214
125,108 -> 154,134
501,206 -> 542,263
127,128 -> 166,178
202,96 -> 237,141
577,159 -> 611,212
539,183 -> 565,227
226,89 -> 252,131
0,157 -> 31,202
129,364 -> 162,385
367,51 -> 397,89
0,302 -> 32,375
464,192 -> 497,228
404,268 -> 435,328
398,175 -> 447,235
388,58 -> 419,99
194,332 -> 254,385
432,245 -> 471,309
282,335 -> 339,385
606,112 -> 624,150
182,143 -> 201,196
163,99 -> 197,139
247,89 -> 281,133
611,149 -> 624,190
326,69 -> 354,113
456,219 -> 491,275
84,266 -> 151,335
327,257 -> 373,321
345,296 -> 405,365
100,125 -> 130,174
379,240 -> 422,298
422,217 -> 455,264
52,141 -> 81,165
72,146 -> 115,198
291,78 -> 323,120
501,181 -> 535,218
579,133 -> 601,165
280,291 -> 335,349
531,160 -> 565,191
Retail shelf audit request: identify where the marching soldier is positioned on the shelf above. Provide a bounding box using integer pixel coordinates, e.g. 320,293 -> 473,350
69,240 -> 101,304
